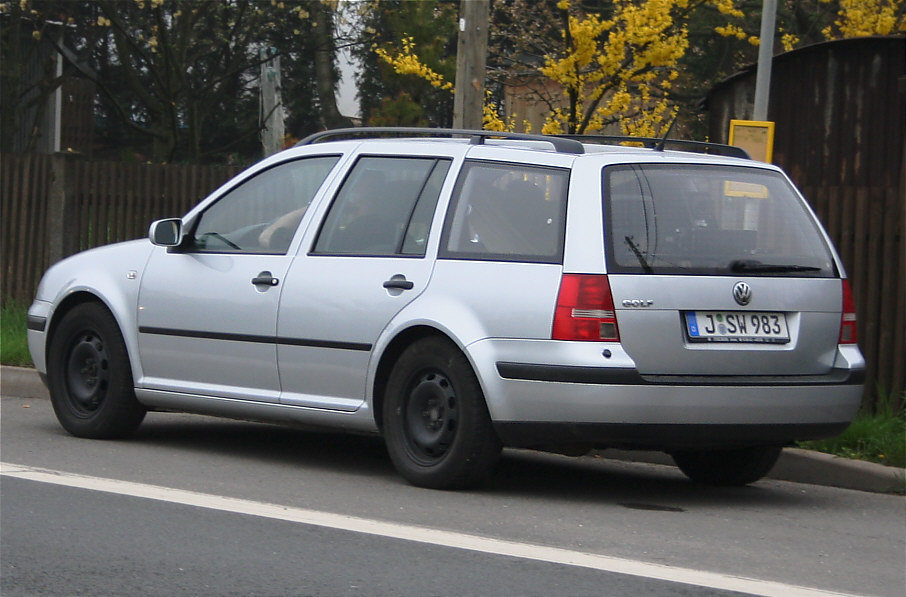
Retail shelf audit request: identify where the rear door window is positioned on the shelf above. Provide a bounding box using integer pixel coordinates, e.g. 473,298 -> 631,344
312,156 -> 451,256
604,164 -> 836,276
441,161 -> 569,263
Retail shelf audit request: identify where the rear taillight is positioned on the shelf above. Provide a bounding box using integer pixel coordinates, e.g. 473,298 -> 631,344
552,274 -> 620,341
839,279 -> 858,344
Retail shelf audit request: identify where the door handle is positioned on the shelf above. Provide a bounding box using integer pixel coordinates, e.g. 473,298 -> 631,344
252,271 -> 279,287
383,276 -> 414,290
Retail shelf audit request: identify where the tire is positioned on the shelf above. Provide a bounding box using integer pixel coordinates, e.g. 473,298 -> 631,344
47,302 -> 146,438
384,336 -> 501,489
671,446 -> 782,486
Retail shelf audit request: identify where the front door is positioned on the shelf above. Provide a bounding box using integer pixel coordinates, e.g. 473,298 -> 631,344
137,156 -> 340,401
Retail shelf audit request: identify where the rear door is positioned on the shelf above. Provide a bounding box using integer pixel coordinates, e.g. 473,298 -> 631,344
602,162 -> 843,376
276,152 -> 455,410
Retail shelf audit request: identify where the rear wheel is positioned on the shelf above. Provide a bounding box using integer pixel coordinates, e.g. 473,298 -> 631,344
671,446 -> 782,486
384,337 -> 501,489
47,302 -> 146,438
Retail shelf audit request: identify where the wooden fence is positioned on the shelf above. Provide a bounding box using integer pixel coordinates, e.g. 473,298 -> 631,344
802,184 -> 904,410
2,153 -> 238,303
1,151 -> 902,410
2,154 -> 52,305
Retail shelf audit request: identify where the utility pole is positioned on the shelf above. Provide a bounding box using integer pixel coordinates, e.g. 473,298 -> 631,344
453,0 -> 489,130
753,0 -> 777,121
260,47 -> 284,157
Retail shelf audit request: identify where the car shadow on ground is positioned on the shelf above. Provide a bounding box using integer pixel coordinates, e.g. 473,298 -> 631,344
119,411 -> 808,509
485,449 -> 805,509
130,412 -> 397,478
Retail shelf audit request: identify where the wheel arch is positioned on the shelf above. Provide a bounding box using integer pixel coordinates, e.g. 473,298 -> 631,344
46,292 -> 107,349
372,325 -> 463,432
46,291 -> 141,384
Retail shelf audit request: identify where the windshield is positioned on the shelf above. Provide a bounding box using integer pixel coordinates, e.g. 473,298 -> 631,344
603,164 -> 836,276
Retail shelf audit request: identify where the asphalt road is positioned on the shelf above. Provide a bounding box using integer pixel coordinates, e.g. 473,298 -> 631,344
2,392 -> 904,597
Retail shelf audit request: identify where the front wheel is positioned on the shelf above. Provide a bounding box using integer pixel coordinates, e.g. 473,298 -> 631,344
47,302 -> 146,438
671,446 -> 782,486
384,337 -> 501,489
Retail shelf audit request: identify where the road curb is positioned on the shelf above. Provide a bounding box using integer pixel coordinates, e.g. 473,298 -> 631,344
1,365 -> 48,400
3,365 -> 903,494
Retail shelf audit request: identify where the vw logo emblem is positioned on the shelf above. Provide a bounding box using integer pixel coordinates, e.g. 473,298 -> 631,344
733,282 -> 752,306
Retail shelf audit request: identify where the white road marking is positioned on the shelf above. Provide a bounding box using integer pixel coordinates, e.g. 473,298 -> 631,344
1,462 -> 859,597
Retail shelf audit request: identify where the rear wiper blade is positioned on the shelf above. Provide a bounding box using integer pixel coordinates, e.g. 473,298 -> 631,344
730,260 -> 821,273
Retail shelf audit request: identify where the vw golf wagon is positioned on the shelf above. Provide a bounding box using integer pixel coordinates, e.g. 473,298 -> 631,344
28,128 -> 864,489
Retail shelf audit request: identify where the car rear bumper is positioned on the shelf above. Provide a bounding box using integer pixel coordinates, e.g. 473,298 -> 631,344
468,339 -> 864,450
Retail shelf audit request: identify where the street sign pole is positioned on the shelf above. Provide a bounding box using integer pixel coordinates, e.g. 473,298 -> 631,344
753,0 -> 777,121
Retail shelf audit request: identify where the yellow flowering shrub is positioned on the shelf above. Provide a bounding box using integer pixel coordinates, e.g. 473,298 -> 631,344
374,0 -> 755,137
715,24 -> 747,40
375,36 -> 453,91
483,102 -> 512,132
376,36 -> 526,132
822,0 -> 905,39
781,33 -> 800,52
538,0 -> 736,136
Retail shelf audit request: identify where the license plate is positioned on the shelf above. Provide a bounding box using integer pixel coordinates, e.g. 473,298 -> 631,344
684,311 -> 789,344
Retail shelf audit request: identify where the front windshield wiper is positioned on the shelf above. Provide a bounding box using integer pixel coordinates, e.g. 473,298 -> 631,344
730,259 -> 821,273
624,236 -> 654,274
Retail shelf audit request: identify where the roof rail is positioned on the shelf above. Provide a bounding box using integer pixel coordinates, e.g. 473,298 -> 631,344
555,135 -> 750,159
296,127 -> 585,155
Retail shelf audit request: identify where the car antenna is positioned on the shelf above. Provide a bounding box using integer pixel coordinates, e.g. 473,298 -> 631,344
653,111 -> 680,152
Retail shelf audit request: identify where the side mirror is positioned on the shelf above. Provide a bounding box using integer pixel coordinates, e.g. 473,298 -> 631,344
149,218 -> 183,247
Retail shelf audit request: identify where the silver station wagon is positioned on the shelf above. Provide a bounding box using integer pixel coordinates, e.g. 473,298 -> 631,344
27,128 -> 864,489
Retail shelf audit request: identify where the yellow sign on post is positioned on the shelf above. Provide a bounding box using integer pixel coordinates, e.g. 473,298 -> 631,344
728,119 -> 775,163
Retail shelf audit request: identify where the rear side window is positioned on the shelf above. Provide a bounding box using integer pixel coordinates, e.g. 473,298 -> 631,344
313,156 -> 451,256
604,164 -> 836,276
441,161 -> 568,263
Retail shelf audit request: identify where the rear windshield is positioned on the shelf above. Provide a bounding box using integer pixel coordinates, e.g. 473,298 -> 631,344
603,164 -> 836,277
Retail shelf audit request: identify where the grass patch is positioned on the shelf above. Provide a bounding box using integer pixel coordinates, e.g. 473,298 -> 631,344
1,300 -> 33,367
798,392 -> 906,469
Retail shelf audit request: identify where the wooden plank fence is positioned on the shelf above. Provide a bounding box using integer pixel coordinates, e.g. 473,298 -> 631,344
2,153 -> 238,303
1,152 -> 902,411
2,153 -> 52,303
800,183 -> 905,411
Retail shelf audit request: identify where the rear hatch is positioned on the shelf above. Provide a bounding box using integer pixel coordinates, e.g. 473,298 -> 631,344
603,163 -> 843,376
